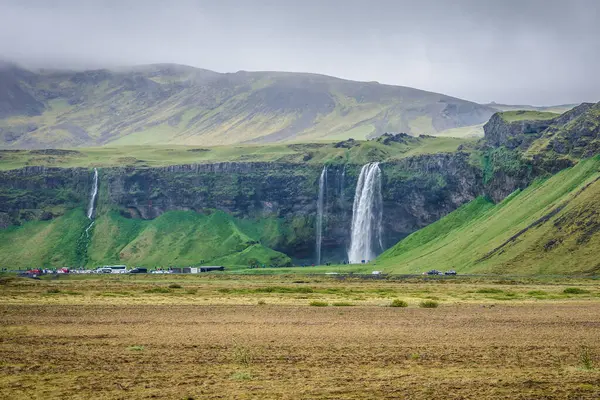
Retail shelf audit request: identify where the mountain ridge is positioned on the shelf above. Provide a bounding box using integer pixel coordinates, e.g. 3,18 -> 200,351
0,62 -> 498,148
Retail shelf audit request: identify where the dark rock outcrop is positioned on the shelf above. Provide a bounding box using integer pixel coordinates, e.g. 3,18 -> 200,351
483,113 -> 554,149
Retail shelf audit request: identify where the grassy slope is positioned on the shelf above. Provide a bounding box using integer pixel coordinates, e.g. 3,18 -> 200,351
90,210 -> 290,268
377,156 -> 600,275
0,137 -> 474,170
0,209 -> 90,268
0,209 -> 291,269
499,110 -> 559,122
435,123 -> 485,138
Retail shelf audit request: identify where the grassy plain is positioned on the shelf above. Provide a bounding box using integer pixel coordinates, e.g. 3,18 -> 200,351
0,136 -> 473,170
499,110 -> 559,122
1,274 -> 600,399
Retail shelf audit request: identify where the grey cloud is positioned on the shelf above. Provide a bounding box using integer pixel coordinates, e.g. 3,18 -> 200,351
0,0 -> 599,105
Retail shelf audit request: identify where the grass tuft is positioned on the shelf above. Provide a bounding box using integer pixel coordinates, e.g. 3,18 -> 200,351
232,341 -> 253,366
579,345 -> 595,370
309,301 -> 329,307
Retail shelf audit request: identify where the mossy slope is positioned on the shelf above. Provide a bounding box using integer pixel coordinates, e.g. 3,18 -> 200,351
378,156 -> 600,275
0,209 -> 291,269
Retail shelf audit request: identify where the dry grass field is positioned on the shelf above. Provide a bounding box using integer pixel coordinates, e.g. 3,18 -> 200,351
1,274 -> 600,399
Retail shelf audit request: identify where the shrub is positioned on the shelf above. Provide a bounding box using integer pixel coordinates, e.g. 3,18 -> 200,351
309,301 -> 329,307
389,299 -> 408,308
257,300 -> 266,305
45,288 -> 61,294
168,283 -> 182,289
419,300 -> 439,308
563,287 -> 589,294
332,301 -> 354,307
127,345 -> 145,351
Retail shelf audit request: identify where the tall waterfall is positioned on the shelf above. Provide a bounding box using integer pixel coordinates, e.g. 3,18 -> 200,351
348,162 -> 383,263
87,168 -> 98,219
315,166 -> 328,265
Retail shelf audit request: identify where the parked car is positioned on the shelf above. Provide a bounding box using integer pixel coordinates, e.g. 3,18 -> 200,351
425,269 -> 443,275
128,268 -> 148,274
444,270 -> 457,275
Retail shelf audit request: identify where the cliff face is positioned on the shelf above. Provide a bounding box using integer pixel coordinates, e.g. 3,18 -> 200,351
483,113 -> 554,149
0,154 -> 494,263
0,166 -> 90,228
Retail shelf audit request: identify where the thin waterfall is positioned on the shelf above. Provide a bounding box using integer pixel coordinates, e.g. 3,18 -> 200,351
348,162 -> 383,264
315,166 -> 327,265
87,168 -> 98,219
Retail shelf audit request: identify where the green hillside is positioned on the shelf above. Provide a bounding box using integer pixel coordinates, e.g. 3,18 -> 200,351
0,63 -> 496,148
378,156 -> 600,275
0,208 -> 291,269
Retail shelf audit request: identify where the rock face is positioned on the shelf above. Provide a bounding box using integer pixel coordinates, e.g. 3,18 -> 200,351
483,113 -> 554,149
0,154 -> 500,262
0,166 -> 90,226
543,103 -> 600,158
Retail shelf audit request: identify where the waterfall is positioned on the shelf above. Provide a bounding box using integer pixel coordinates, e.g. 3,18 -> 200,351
87,168 -> 98,219
348,162 -> 383,264
315,166 -> 327,265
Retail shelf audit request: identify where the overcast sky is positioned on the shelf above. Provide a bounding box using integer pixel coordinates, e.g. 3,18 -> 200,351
1,0 -> 599,105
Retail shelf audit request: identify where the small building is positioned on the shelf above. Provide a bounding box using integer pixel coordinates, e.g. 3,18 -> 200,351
199,266 -> 225,272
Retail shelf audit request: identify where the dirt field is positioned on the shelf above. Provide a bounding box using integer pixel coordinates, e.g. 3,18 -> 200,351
1,275 -> 600,399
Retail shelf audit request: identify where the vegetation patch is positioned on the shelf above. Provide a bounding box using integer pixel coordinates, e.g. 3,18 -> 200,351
389,299 -> 408,308
419,300 -> 439,308
476,288 -> 504,294
332,301 -> 354,307
309,301 -> 329,307
230,371 -> 253,381
563,287 -> 590,294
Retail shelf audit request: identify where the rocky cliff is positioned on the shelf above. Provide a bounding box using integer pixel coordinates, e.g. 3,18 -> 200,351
0,152 -> 496,264
482,112 -> 555,149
